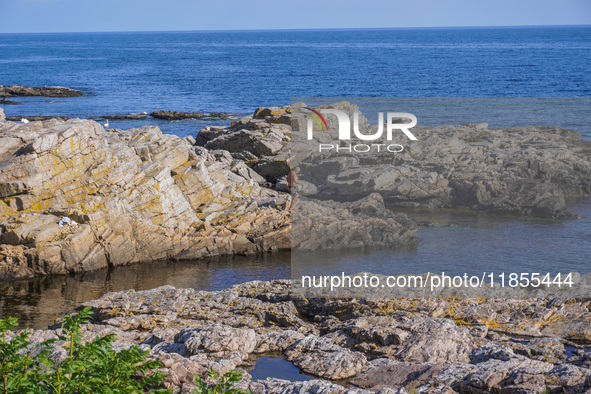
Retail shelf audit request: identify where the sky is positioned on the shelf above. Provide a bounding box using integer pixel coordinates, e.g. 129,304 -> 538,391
0,0 -> 590,33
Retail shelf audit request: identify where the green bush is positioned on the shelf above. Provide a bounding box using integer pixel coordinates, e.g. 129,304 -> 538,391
0,307 -> 170,394
193,369 -> 252,394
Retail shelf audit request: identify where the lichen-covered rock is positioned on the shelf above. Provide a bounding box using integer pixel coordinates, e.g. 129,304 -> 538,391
176,325 -> 257,358
0,115 -> 419,280
196,105 -> 292,182
0,118 -> 290,280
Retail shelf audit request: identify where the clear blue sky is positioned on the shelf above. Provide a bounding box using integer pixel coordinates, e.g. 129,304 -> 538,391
0,0 -> 589,33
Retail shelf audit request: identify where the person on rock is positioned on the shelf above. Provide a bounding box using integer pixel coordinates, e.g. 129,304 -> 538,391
287,167 -> 302,212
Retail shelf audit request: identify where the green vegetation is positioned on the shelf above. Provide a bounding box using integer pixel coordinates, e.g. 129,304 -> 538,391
193,369 -> 252,394
0,307 -> 168,393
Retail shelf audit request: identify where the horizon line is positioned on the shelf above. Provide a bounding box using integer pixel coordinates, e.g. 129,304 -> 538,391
1,23 -> 590,35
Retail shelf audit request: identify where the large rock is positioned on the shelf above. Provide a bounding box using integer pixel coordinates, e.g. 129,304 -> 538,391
0,114 -> 420,280
202,104 -> 591,218
351,360 -> 447,391
284,335 -> 368,379
0,117 -> 291,280
303,122 -> 591,219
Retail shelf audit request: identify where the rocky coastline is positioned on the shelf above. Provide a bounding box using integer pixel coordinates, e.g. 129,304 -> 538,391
8,280 -> 591,393
1,102 -> 591,392
0,107 -> 417,281
1,102 -> 591,280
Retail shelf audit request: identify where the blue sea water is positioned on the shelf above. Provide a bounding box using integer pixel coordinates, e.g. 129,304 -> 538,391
0,26 -> 590,136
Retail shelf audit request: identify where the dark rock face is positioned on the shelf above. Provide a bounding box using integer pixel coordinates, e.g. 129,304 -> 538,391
0,98 -> 20,105
0,85 -> 83,97
11,281 -> 591,393
150,110 -> 206,120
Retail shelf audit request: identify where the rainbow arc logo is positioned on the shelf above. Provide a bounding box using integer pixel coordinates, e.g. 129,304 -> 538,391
303,107 -> 328,131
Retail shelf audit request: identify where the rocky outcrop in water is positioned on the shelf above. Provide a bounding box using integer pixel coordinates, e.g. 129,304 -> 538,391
292,193 -> 418,251
307,121 -> 591,219
150,110 -> 233,121
10,281 -> 591,393
199,103 -> 591,219
6,115 -> 70,122
0,85 -> 84,97
0,98 -> 20,105
0,108 -> 417,280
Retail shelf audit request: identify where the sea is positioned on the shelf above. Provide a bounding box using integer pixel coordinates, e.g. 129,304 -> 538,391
1,26 -> 590,135
0,26 -> 590,328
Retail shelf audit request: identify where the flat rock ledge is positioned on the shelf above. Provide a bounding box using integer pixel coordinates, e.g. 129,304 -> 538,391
0,108 -> 417,281
10,281 -> 591,393
0,85 -> 84,97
